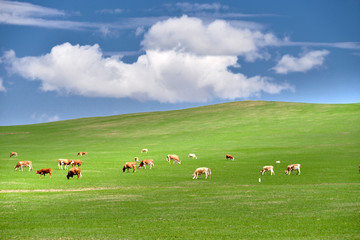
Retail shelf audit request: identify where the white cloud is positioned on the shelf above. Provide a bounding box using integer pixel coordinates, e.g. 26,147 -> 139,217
272,50 -> 330,74
3,42 -> 292,103
31,113 -> 60,123
142,15 -> 279,61
0,0 -> 95,30
96,9 -> 123,14
174,2 -> 228,12
0,77 -> 6,92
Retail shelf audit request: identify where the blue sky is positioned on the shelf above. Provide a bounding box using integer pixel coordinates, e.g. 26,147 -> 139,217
0,0 -> 359,126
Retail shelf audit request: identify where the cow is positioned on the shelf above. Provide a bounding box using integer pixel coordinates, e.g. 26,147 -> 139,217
192,167 -> 211,179
226,154 -> 234,161
134,157 -> 139,162
138,159 -> 154,169
141,148 -> 149,153
58,159 -> 73,170
260,166 -> 275,175
188,153 -> 197,159
36,168 -> 52,178
285,164 -> 301,175
123,162 -> 137,172
77,152 -> 88,156
10,152 -> 18,157
166,154 -> 181,164
72,159 -> 82,167
67,167 -> 82,180
14,161 -> 32,171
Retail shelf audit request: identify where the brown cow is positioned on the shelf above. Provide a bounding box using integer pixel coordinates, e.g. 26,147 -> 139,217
285,164 -> 301,175
123,162 -> 137,172
58,159 -> 73,170
67,167 -> 82,180
14,161 -> 32,171
72,159 -> 82,167
77,152 -> 88,156
260,166 -> 275,175
226,154 -> 234,161
36,168 -> 52,178
166,154 -> 181,164
10,152 -> 18,157
138,159 -> 154,169
141,149 -> 148,153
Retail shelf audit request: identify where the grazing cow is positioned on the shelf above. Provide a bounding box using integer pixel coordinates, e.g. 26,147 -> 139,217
166,154 -> 181,164
72,159 -> 82,167
10,152 -> 18,157
260,166 -> 275,175
77,152 -> 88,156
134,157 -> 139,162
188,153 -> 197,159
67,167 -> 82,180
141,148 -> 149,153
226,154 -> 234,161
14,161 -> 32,171
123,162 -> 137,172
138,159 -> 154,169
285,164 -> 301,175
192,167 -> 212,179
36,168 -> 52,178
58,159 -> 73,170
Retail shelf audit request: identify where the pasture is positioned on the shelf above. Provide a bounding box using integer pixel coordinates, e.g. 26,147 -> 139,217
0,101 -> 359,239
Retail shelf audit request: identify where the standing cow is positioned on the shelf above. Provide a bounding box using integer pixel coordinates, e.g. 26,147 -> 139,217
192,167 -> 212,179
14,161 -> 32,171
188,153 -> 197,159
260,166 -> 275,175
226,154 -> 234,161
58,159 -> 73,170
72,160 -> 82,167
285,164 -> 301,175
36,168 -> 52,178
67,167 -> 82,180
123,162 -> 137,172
138,159 -> 154,169
10,152 -> 18,157
166,154 -> 181,164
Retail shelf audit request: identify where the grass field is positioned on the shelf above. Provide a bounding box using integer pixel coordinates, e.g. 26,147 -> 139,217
0,101 -> 359,239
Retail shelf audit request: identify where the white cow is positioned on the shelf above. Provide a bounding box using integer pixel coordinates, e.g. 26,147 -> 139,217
192,167 -> 211,179
58,159 -> 73,170
188,153 -> 197,159
141,149 -> 148,153
285,164 -> 301,175
260,166 -> 275,175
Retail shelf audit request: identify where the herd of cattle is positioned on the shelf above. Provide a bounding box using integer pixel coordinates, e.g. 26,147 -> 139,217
9,150 -> 303,180
11,152 -> 85,180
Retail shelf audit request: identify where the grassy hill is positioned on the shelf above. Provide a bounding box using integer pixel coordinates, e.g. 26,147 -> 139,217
0,101 -> 359,239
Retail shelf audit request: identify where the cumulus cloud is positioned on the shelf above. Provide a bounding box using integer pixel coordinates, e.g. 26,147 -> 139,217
142,15 -> 279,61
272,50 -> 330,74
0,77 -> 6,92
3,42 -> 292,103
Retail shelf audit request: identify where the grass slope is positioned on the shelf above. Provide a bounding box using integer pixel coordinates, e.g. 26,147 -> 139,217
0,101 -> 359,239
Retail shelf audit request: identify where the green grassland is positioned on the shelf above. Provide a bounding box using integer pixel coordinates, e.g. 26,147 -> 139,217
0,101 -> 359,239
